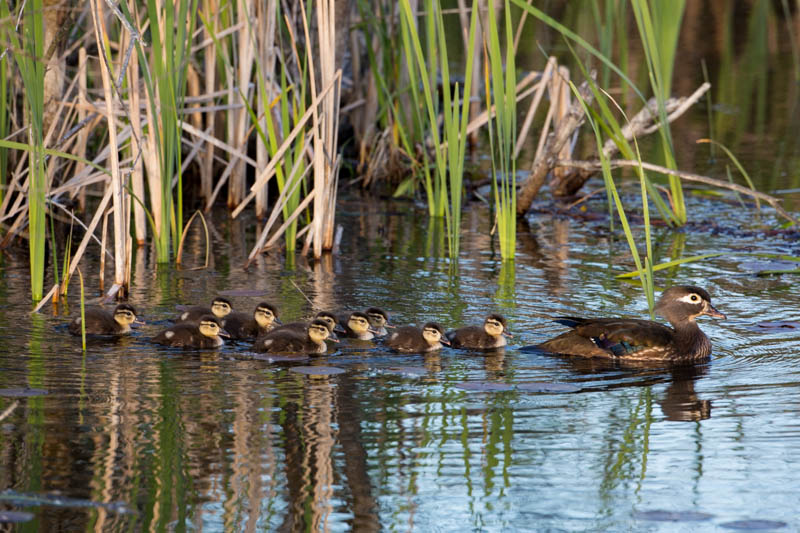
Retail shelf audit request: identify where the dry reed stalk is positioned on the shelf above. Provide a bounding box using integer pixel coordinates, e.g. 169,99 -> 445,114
126,31 -> 146,245
91,0 -> 128,295
200,0 -> 218,202
301,0 -> 341,257
225,0 -> 255,209
255,0 -> 278,219
551,66 -> 574,182
514,56 -> 555,159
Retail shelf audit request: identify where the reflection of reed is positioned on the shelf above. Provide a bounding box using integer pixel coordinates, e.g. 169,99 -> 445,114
91,367 -> 121,533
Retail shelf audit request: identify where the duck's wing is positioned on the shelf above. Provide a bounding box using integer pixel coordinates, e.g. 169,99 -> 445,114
446,326 -> 485,349
541,317 -> 674,357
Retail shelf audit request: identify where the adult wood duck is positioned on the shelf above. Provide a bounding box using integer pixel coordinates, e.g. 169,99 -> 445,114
365,307 -> 394,336
342,311 -> 377,340
153,315 -> 229,348
384,322 -> 449,353
252,319 -> 337,354
176,296 -> 232,323
270,311 -> 340,341
446,314 -> 511,350
68,304 -> 143,335
221,302 -> 280,340
537,286 -> 725,363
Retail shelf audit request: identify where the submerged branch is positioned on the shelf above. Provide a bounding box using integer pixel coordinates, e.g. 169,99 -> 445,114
556,159 -> 799,226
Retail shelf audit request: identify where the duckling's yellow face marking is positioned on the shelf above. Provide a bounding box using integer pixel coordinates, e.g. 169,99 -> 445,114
422,326 -> 443,345
367,312 -> 387,328
211,301 -> 232,318
114,309 -> 138,326
199,320 -> 223,338
255,308 -> 276,327
348,316 -> 370,334
484,318 -> 506,337
309,324 -> 330,343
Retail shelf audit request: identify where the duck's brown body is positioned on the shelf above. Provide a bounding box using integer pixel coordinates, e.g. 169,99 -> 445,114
153,316 -> 228,349
253,319 -> 333,354
69,304 -> 140,336
447,314 -> 510,350
385,323 -> 448,353
537,286 -> 724,363
271,311 -> 339,339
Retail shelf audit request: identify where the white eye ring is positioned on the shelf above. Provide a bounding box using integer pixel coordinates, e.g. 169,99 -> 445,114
678,293 -> 702,304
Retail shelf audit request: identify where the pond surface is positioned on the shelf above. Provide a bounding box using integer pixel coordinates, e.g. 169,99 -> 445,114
1,190 -> 800,532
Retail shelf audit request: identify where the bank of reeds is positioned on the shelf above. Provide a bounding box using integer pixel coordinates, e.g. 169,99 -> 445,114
0,1 -> 794,305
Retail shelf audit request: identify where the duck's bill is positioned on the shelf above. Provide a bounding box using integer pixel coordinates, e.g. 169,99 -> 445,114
439,337 -> 451,346
134,318 -> 146,326
328,337 -> 340,343
385,324 -> 397,329
273,317 -> 283,325
503,330 -> 513,337
219,329 -> 231,338
704,304 -> 726,319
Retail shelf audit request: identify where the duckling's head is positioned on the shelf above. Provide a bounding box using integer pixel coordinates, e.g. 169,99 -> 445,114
655,286 -> 726,324
308,319 -> 333,343
422,322 -> 449,346
366,307 -> 392,329
254,302 -> 279,328
114,304 -> 143,326
347,312 -> 373,335
314,312 -> 340,339
210,297 -> 233,318
483,314 -> 510,338
198,315 -> 229,338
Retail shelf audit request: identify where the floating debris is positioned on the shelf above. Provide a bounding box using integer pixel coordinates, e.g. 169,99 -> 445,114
0,490 -> 134,515
720,519 -> 787,530
386,367 -> 428,376
0,388 -> 48,398
0,511 -> 34,523
755,321 -> 800,330
456,382 -> 513,392
517,382 -> 581,393
289,366 -> 346,376
633,510 -> 714,522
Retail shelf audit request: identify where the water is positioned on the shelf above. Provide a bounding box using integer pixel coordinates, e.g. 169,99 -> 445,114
1,191 -> 799,531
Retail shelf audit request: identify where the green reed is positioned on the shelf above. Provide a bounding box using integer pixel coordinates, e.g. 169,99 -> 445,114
630,0 -> 686,224
485,0 -> 517,261
77,268 -> 86,351
1,0 -> 47,300
0,51 -> 7,207
125,0 -> 197,262
399,0 -> 478,259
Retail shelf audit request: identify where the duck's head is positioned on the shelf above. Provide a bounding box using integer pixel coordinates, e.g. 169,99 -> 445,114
655,286 -> 726,324
314,311 -> 340,340
199,315 -> 229,338
309,319 -> 336,343
422,322 -> 449,346
366,307 -> 394,329
210,297 -> 233,318
254,302 -> 280,328
114,304 -> 144,326
347,312 -> 374,335
483,314 -> 510,338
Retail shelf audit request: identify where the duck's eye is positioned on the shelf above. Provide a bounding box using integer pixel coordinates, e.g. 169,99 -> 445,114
690,294 -> 700,302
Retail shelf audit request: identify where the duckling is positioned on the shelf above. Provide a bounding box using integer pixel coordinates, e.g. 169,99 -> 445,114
537,285 -> 726,363
68,304 -> 143,336
384,322 -> 449,353
152,315 -> 229,349
365,307 -> 394,336
446,314 -> 511,350
221,302 -> 280,340
252,319 -> 337,354
342,311 -> 376,340
270,311 -> 340,340
176,296 -> 232,323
